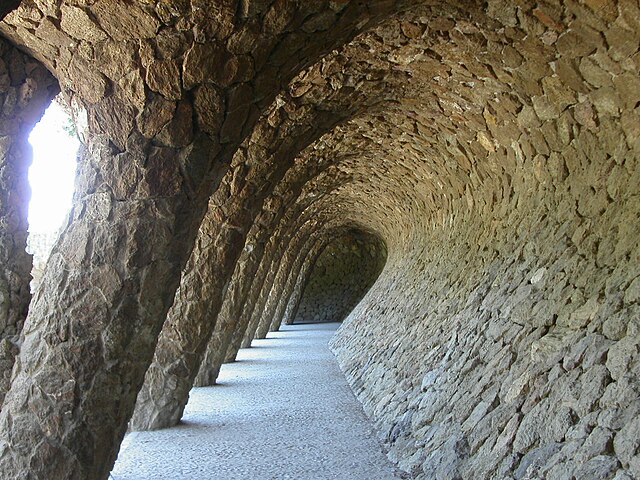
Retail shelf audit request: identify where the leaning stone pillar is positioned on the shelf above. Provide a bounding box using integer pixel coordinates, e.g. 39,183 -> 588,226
255,221 -> 333,338
275,230 -> 386,329
193,234 -> 268,386
0,36 -> 228,478
269,235 -> 328,331
251,214 -> 329,340
0,40 -> 58,406
229,231 -> 326,361
0,11 -> 225,480
202,191 -> 315,374
0,84 -> 223,479
281,264 -> 313,326
132,77 -> 360,418
129,203 -> 249,431
242,231 -> 294,345
193,207 -> 285,386
130,101 -> 318,427
222,184 -> 329,356
245,172 -> 348,342
280,236 -> 330,326
195,191 -> 308,385
253,208 -> 334,339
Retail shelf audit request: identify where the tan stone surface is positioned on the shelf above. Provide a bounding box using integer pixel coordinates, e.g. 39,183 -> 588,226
0,0 -> 637,478
0,1 -> 415,478
0,39 -> 58,406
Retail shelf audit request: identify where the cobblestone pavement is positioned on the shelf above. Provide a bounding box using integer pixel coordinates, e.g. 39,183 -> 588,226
111,323 -> 399,480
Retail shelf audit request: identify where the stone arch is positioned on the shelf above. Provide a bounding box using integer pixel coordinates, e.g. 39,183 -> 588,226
290,230 -> 387,325
0,1 -> 637,479
130,46 -> 403,428
132,11 -> 433,423
208,2 -> 639,475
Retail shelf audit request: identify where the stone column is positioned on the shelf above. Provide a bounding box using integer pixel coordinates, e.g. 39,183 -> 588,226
0,84 -> 227,479
281,265 -> 312,326
250,188 -> 349,341
254,220 -> 333,339
128,192 -> 251,431
0,15 -> 230,479
0,40 -> 58,406
277,231 -> 387,329
249,215 -> 332,341
239,186 -> 343,347
133,53 -> 379,415
270,236 -> 327,329
241,221 -> 314,346
215,159 -> 345,368
280,235 -> 335,326
129,103 -> 341,430
223,227 -> 326,364
194,166 -> 337,383
194,229 -> 271,383
212,166 -> 344,364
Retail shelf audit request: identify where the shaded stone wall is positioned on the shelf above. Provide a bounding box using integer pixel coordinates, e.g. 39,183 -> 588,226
0,3 -> 416,478
293,232 -> 386,324
0,39 -> 58,405
330,97 -> 640,480
0,1 -> 637,479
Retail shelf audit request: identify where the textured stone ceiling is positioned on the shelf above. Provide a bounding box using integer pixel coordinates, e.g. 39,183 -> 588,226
267,0 -> 639,249
0,1 -> 638,479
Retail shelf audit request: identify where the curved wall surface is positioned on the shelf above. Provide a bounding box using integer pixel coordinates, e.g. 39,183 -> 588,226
293,231 -> 386,324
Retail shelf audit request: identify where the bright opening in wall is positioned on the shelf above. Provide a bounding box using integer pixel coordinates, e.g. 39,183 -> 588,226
26,97 -> 79,288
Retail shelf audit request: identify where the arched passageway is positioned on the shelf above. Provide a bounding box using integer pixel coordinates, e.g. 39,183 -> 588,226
0,1 -> 638,479
292,230 -> 386,325
114,324 -> 399,480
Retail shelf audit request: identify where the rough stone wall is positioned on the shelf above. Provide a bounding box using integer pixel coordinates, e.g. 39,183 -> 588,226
330,90 -> 640,480
293,232 -> 385,324
0,39 -> 58,405
0,3 -> 417,478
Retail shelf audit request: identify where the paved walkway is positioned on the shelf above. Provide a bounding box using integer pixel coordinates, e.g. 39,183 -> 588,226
111,323 -> 399,480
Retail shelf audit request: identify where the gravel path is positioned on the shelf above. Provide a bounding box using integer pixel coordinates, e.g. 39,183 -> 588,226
111,323 -> 399,480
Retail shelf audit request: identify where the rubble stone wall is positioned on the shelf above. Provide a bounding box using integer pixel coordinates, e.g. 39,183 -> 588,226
293,232 -> 386,324
0,3 -> 415,477
331,129 -> 640,479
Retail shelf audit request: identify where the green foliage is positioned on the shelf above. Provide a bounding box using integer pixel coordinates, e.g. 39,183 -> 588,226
61,111 -> 78,139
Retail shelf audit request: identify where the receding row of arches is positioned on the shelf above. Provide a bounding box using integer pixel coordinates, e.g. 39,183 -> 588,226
0,1 -> 638,479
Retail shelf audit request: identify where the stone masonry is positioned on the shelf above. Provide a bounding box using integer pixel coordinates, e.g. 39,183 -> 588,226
0,1 -> 637,479
292,231 -> 386,324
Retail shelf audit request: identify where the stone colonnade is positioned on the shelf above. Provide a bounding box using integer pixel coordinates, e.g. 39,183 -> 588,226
0,1 -> 638,479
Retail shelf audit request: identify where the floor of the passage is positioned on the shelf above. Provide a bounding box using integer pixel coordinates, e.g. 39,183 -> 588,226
111,322 -> 400,480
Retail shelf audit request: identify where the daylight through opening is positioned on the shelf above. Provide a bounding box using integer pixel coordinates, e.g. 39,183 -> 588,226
26,97 -> 79,289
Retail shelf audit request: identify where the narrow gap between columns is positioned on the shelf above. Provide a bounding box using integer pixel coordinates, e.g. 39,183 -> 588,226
26,96 -> 79,291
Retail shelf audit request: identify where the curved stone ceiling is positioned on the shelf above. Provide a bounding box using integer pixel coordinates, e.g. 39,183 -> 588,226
0,1 -> 638,479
